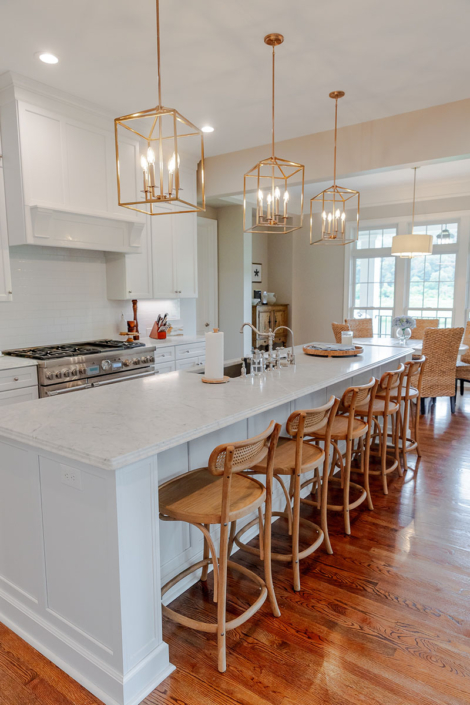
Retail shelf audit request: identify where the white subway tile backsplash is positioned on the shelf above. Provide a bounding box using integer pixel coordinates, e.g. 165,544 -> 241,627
0,246 -> 196,351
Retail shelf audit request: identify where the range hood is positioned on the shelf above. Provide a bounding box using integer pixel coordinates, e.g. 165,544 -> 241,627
0,72 -> 144,253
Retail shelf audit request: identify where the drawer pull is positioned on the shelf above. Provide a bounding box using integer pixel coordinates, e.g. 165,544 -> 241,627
13,377 -> 19,382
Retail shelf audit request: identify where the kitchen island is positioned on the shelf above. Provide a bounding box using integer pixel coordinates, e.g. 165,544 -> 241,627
0,343 -> 409,705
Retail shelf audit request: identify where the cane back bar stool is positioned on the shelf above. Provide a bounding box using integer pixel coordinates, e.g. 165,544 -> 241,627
345,318 -> 374,338
355,364 -> 406,496
233,396 -> 340,592
307,379 -> 379,535
410,318 -> 439,339
159,421 -> 281,673
456,321 -> 470,395
396,356 -> 426,471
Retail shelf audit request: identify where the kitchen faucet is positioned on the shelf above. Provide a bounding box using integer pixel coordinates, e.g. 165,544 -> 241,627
239,322 -> 295,370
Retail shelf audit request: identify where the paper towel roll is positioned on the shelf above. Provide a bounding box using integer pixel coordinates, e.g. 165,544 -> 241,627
205,329 -> 224,380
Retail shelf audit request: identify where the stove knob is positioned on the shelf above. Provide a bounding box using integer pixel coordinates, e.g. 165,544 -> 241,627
133,358 -> 141,365
123,359 -> 131,367
55,371 -> 62,379
63,370 -> 70,378
80,367 -> 86,375
71,369 -> 78,376
101,360 -> 112,371
45,372 -> 54,380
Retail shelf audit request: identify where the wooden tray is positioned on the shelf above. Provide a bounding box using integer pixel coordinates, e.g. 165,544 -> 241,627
303,344 -> 363,358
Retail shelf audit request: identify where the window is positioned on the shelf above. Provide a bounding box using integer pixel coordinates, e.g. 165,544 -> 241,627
351,227 -> 397,336
407,253 -> 456,327
349,221 -> 459,334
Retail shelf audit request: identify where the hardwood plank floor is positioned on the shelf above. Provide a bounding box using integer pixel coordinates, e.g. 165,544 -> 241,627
1,394 -> 470,704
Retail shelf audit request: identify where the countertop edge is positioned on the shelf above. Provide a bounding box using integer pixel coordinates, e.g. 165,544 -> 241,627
0,348 -> 408,471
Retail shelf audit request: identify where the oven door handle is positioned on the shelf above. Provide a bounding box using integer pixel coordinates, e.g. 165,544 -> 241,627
92,370 -> 155,387
46,383 -> 93,396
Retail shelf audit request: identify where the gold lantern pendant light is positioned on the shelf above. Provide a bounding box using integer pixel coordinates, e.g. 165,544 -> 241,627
243,34 -> 304,234
391,167 -> 433,258
114,0 -> 205,215
310,91 -> 360,245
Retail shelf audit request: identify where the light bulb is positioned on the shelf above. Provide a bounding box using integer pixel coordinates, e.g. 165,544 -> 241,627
322,211 -> 326,219
140,155 -> 148,171
335,209 -> 340,218
258,189 -> 263,202
147,147 -> 155,165
274,187 -> 280,199
341,212 -> 346,221
327,212 -> 332,221
267,193 -> 272,204
38,52 -> 59,64
168,152 -> 180,174
283,190 -> 289,202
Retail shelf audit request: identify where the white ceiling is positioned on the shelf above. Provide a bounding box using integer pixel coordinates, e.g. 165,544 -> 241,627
1,1 -> 470,157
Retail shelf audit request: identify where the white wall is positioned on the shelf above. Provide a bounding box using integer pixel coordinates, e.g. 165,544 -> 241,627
252,233 -> 268,298
217,206 -> 252,359
0,246 -> 196,351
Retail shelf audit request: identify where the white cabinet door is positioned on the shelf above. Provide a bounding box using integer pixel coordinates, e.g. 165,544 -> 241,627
0,151 -> 12,302
154,361 -> 176,375
151,216 -> 178,299
106,218 -> 153,300
0,386 -> 38,407
173,213 -> 197,298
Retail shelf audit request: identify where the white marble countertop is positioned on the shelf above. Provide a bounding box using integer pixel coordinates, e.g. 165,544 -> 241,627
0,345 -> 407,471
359,336 -> 469,354
0,355 -> 38,370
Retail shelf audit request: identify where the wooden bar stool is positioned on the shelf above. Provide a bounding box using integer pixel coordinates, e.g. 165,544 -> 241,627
355,364 -> 405,496
397,356 -> 426,470
159,421 -> 281,673
308,379 -> 378,535
233,396 -> 340,592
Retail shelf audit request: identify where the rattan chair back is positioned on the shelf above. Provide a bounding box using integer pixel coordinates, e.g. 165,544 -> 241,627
410,318 -> 439,340
208,421 -> 277,476
421,327 -> 464,398
331,322 -> 349,343
345,318 -> 373,338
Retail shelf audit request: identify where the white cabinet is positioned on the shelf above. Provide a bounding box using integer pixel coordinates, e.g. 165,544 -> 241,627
0,365 -> 38,406
0,143 -> 13,302
107,165 -> 198,301
154,361 -> 176,375
0,74 -> 144,253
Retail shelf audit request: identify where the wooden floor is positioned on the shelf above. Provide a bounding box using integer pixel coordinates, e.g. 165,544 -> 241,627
1,394 -> 470,705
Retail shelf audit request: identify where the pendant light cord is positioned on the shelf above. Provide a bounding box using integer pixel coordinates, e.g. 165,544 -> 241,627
411,167 -> 417,232
333,98 -> 338,186
156,0 -> 162,106
271,44 -> 275,161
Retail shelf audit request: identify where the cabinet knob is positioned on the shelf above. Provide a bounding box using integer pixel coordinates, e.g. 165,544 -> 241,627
128,291 -> 132,294
8,291 -> 12,295
13,377 -> 19,382
205,322 -> 210,327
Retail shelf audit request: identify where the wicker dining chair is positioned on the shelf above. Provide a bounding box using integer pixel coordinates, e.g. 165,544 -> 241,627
345,318 -> 373,338
456,321 -> 470,395
419,327 -> 464,413
332,322 -> 350,343
410,318 -> 439,340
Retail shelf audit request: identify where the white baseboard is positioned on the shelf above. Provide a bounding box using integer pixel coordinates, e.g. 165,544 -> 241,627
0,588 -> 173,705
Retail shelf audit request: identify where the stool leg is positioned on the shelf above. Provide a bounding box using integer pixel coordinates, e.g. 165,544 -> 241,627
343,438 -> 352,535
363,429 -> 374,511
264,463 -> 281,617
258,507 -> 265,561
401,400 -> 408,472
321,441 -> 333,554
228,521 -> 236,557
394,411 -> 403,477
415,398 -> 422,457
381,415 -> 388,495
292,470 -> 301,591
217,522 -> 229,673
461,379 -> 465,395
201,523 -> 210,582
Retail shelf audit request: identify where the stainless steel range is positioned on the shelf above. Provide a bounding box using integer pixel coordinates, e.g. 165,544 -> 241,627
2,340 -> 156,398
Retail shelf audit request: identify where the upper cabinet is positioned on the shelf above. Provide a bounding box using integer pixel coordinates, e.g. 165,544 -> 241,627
0,72 -> 144,253
0,138 -> 13,302
107,165 -> 198,300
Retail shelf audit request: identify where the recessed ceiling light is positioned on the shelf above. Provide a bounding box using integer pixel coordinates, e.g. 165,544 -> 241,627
38,52 -> 59,64
201,125 -> 214,133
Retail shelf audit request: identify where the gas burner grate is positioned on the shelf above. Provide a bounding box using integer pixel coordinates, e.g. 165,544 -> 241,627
2,339 -> 146,360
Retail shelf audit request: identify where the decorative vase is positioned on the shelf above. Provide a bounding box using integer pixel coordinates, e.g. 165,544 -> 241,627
396,327 -> 411,345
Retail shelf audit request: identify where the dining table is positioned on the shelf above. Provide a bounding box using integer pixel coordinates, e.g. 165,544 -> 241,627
358,336 -> 469,355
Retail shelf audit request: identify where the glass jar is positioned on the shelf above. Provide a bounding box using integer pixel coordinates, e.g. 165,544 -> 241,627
396,327 -> 412,345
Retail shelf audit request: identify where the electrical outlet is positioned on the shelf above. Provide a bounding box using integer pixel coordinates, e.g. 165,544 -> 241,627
60,464 -> 82,490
